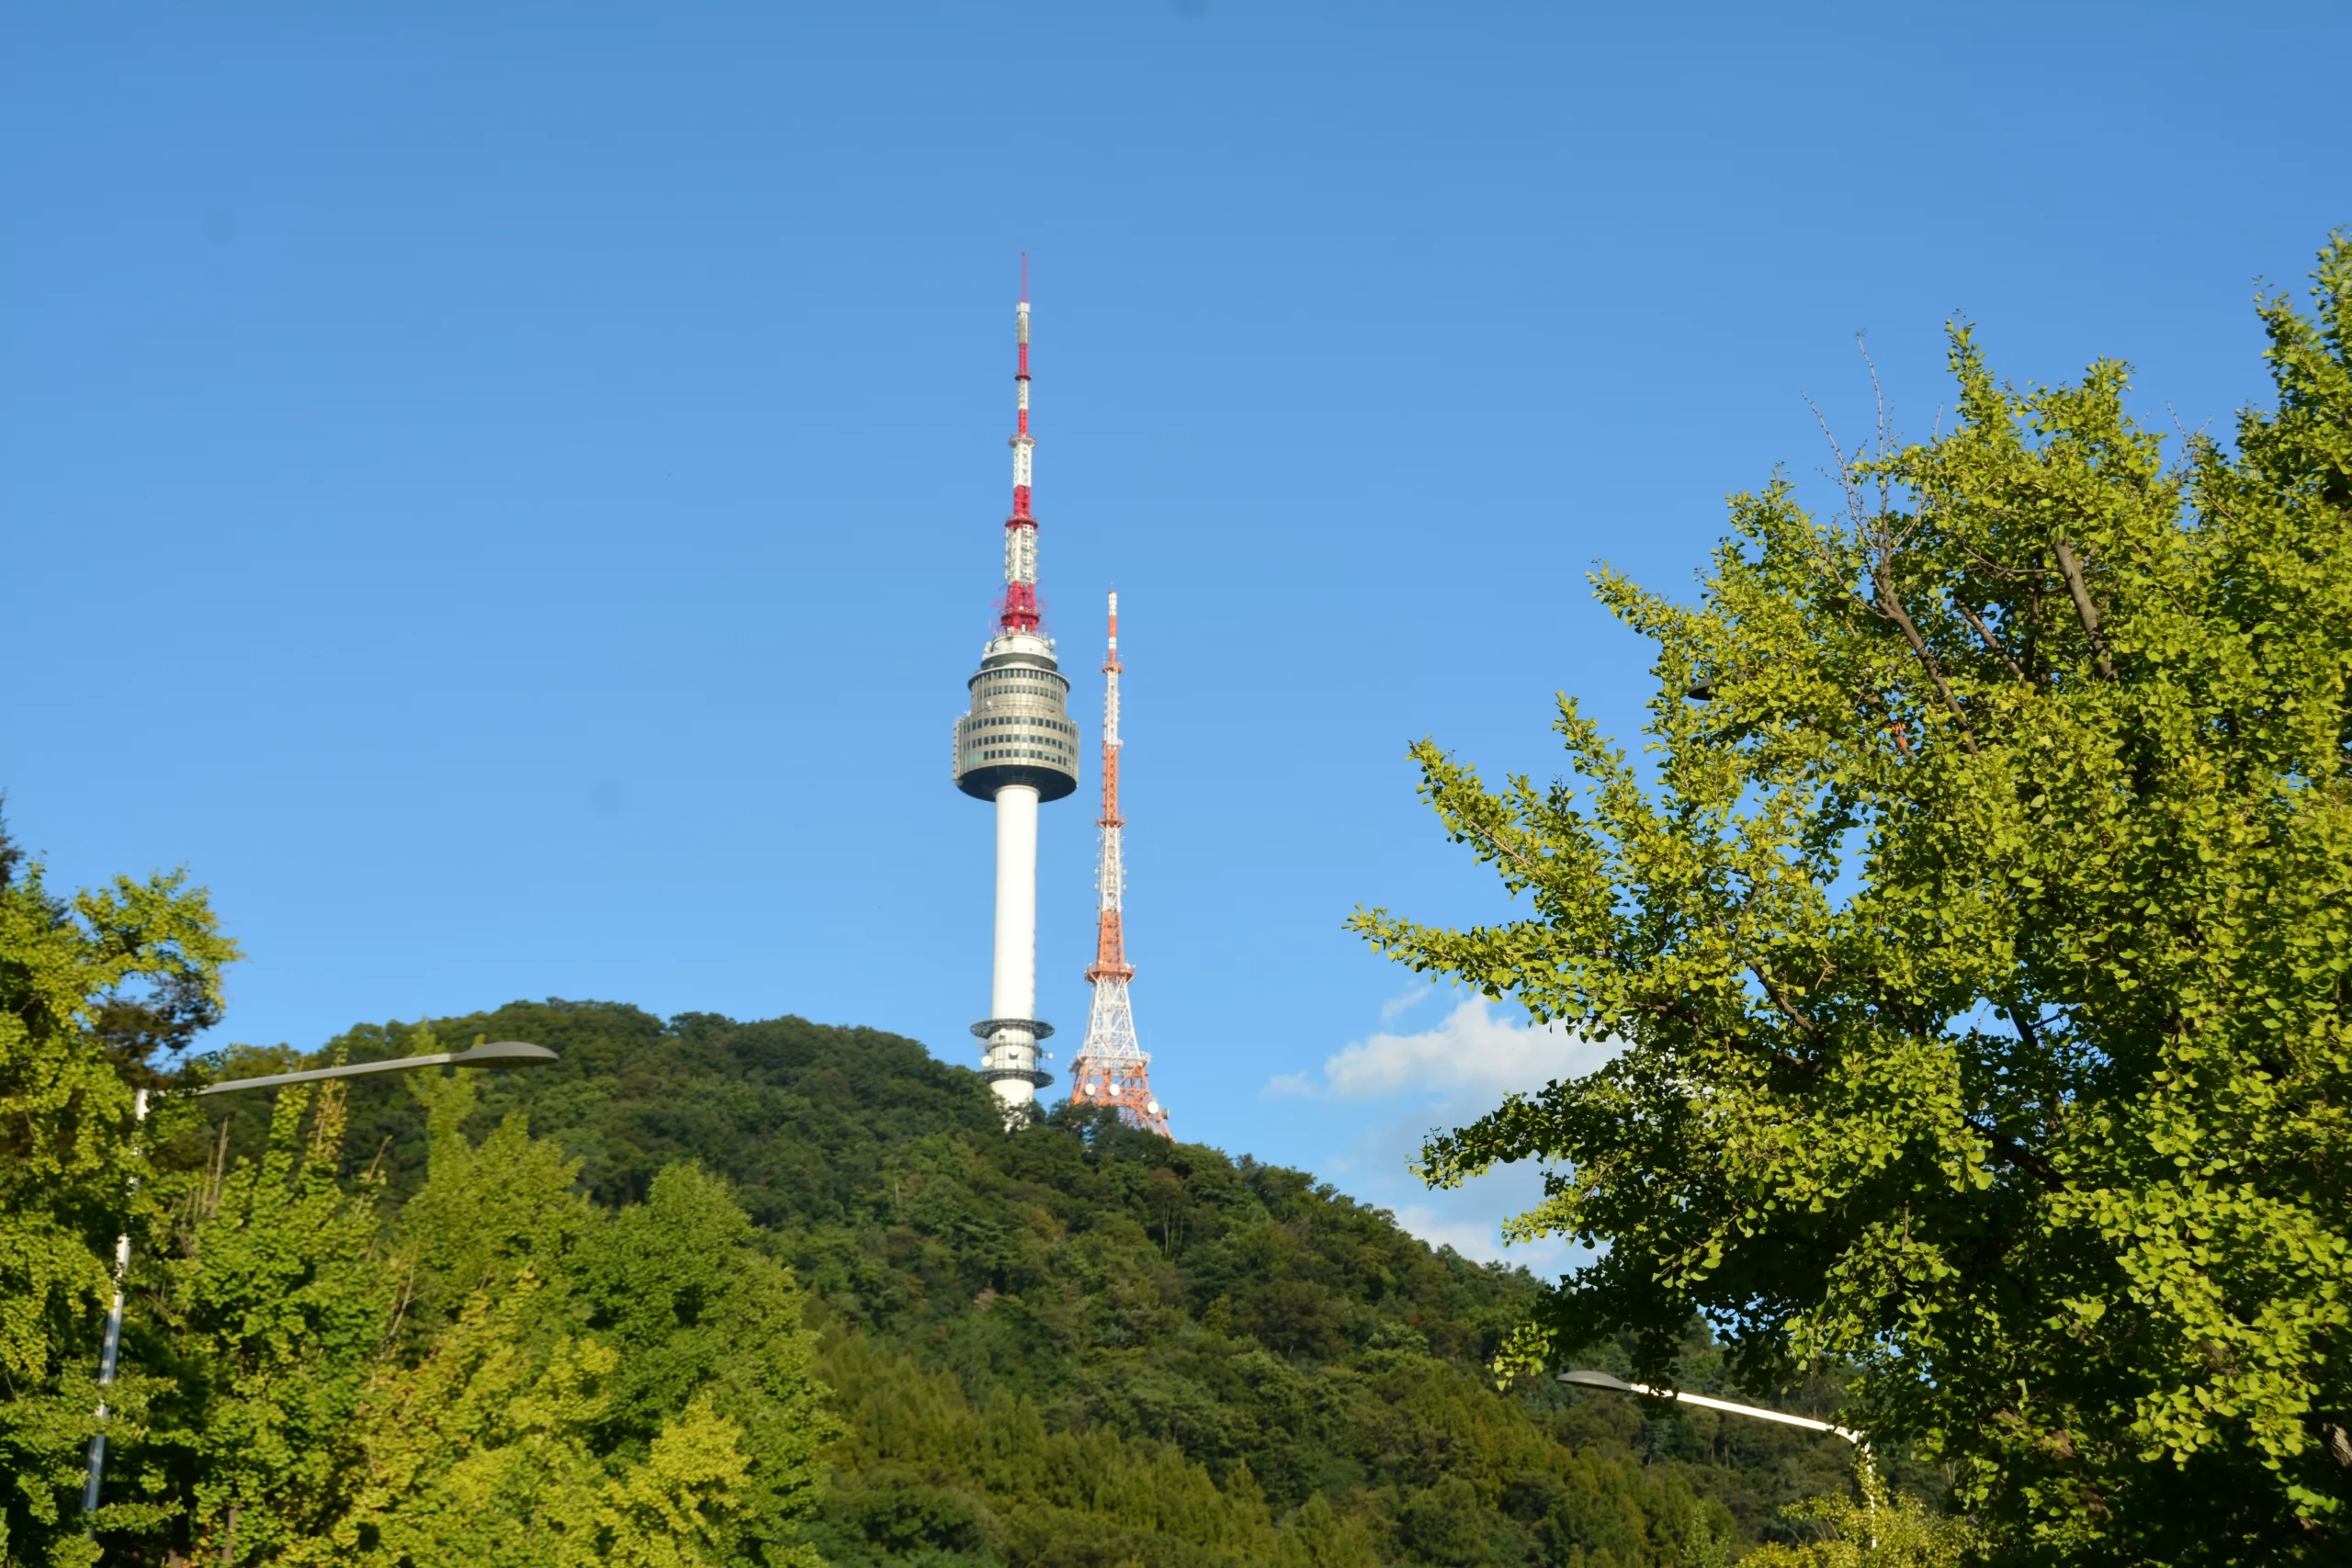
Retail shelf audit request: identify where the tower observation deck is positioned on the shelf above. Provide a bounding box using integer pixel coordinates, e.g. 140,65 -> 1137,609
951,269 -> 1078,1112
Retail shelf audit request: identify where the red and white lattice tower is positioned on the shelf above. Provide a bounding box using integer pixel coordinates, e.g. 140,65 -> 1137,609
1066,593 -> 1169,1136
951,263 -> 1080,1115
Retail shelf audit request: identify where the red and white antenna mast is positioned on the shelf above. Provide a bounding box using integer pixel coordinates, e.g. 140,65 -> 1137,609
1001,254 -> 1040,633
1068,592 -> 1169,1136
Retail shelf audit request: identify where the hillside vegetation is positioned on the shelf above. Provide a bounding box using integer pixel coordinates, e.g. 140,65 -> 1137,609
198,999 -> 1879,1566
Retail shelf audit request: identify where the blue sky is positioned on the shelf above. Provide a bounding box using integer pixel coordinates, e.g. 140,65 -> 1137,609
6,4 -> 2346,1269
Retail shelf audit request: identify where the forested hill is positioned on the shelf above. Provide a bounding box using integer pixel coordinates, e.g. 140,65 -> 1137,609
202,1001 -> 1858,1565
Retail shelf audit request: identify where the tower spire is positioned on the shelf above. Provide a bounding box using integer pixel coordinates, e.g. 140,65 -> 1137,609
1068,592 -> 1169,1137
1001,257 -> 1040,634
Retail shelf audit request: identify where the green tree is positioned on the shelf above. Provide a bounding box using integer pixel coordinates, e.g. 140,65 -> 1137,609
1351,238 -> 2352,1561
134,1077 -> 399,1562
568,1162 -> 837,1566
274,1274 -> 761,1568
0,811 -> 239,1564
239,1064 -> 835,1568
1741,1460 -> 1975,1568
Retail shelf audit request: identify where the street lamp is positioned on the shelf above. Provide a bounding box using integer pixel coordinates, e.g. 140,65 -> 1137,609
82,1042 -> 560,1520
191,1039 -> 558,1095
1559,1369 -> 1878,1545
1556,1369 -> 1867,1447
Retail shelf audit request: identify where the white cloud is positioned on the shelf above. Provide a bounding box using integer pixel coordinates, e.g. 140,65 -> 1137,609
1280,996 -> 1619,1104
1379,981 -> 1438,1023
1389,1203 -> 1517,1263
1386,1169 -> 1579,1273
1261,994 -> 1618,1276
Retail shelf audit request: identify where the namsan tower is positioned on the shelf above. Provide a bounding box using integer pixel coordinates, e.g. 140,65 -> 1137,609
951,268 -> 1080,1113
1066,592 -> 1170,1136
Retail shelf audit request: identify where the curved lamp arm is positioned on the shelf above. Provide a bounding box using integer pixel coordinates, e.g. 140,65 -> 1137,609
195,1041 -> 558,1096
1557,1370 -> 1867,1447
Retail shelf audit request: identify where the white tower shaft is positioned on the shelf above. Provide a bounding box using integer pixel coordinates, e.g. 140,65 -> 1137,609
985,784 -> 1042,1102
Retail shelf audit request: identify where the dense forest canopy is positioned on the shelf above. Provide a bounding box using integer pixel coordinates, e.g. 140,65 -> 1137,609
207,997 -> 1890,1567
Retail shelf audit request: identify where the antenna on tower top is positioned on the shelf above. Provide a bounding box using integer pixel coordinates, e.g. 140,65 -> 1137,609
1000,258 -> 1040,634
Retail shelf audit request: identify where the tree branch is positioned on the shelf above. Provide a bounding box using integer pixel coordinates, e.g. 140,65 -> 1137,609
1748,960 -> 1821,1039
1955,598 -> 2029,682
2319,1421 -> 2352,1475
1804,391 -> 1984,755
1964,1115 -> 2064,1190
1471,825 -> 1547,885
2007,1003 -> 2047,1055
1871,556 -> 1982,757
2051,540 -> 2119,681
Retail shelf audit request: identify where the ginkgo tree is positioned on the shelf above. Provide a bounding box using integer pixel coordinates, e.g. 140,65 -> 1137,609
0,814 -> 834,1567
1352,238 -> 2352,1561
113,1043 -> 837,1567
0,817 -> 236,1565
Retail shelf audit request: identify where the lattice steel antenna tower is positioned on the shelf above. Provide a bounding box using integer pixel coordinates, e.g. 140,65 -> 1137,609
1067,592 -> 1169,1136
952,264 -> 1080,1115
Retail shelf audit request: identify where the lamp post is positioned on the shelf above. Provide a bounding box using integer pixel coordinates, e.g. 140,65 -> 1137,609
82,1042 -> 560,1520
1559,1369 -> 1877,1544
